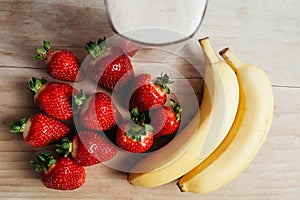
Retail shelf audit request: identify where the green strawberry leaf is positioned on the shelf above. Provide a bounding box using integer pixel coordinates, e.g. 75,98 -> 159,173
152,73 -> 174,94
170,99 -> 182,122
31,152 -> 56,172
55,137 -> 72,157
85,37 -> 107,59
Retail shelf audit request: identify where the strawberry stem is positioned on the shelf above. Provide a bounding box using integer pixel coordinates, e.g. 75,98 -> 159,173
43,41 -> 51,51
27,77 -> 47,94
85,37 -> 107,59
130,107 -> 146,125
55,137 -> 73,157
34,41 -> 52,60
8,117 -> 28,133
170,99 -> 182,122
72,89 -> 87,114
31,152 -> 56,172
152,73 -> 174,94
126,123 -> 154,142
127,108 -> 154,142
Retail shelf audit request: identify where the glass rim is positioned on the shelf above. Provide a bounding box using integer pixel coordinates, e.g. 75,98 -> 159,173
104,0 -> 208,46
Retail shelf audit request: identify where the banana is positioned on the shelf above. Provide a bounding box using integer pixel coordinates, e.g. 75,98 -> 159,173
199,37 -> 239,159
178,47 -> 274,194
127,37 -> 239,188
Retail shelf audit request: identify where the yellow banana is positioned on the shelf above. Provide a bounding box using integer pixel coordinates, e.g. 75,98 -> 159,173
198,37 -> 239,159
178,47 -> 274,194
127,37 -> 239,188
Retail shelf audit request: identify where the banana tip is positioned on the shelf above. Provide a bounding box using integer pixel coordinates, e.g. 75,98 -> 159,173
219,47 -> 230,56
176,181 -> 186,192
198,36 -> 209,42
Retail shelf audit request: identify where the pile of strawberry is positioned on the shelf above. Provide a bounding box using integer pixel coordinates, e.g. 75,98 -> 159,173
7,38 -> 182,190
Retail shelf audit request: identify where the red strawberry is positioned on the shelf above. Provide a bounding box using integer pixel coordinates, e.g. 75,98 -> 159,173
31,152 -> 86,190
116,108 -> 154,153
129,73 -> 174,112
120,38 -> 139,57
9,113 -> 71,147
150,99 -> 182,138
28,77 -> 78,120
116,121 -> 154,153
35,41 -> 84,82
85,37 -> 134,91
75,91 -> 122,131
56,131 -> 117,166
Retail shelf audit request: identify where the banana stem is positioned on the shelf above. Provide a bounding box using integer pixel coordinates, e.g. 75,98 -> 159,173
219,48 -> 244,71
199,37 -> 220,64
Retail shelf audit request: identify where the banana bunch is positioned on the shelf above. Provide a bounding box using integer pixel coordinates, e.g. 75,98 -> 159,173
178,39 -> 274,193
127,37 -> 239,188
127,37 -> 274,194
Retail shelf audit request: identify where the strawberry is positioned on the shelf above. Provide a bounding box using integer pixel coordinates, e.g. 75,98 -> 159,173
120,38 -> 139,57
85,37 -> 134,91
56,131 -> 117,166
31,152 -> 86,190
28,77 -> 78,121
35,41 -> 84,82
9,113 -> 71,147
129,73 -> 174,112
116,108 -> 154,153
75,91 -> 122,131
116,121 -> 154,153
150,99 -> 182,138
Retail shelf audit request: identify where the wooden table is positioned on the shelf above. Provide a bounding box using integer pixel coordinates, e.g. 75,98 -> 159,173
0,0 -> 299,199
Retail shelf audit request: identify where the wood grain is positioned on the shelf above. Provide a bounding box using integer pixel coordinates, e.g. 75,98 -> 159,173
0,0 -> 299,199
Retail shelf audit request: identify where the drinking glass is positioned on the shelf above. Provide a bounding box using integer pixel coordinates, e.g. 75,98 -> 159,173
73,0 -> 226,173
105,0 -> 207,46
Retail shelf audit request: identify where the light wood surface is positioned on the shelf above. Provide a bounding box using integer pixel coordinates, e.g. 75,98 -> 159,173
0,0 -> 299,199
